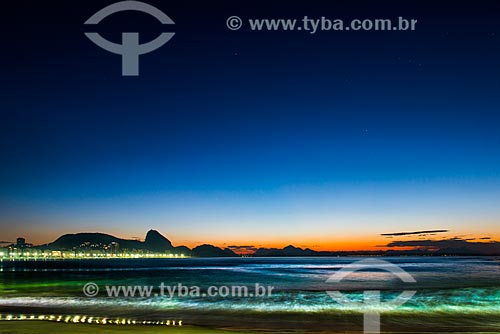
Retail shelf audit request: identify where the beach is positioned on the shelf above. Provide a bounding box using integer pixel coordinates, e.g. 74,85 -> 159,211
0,321 -> 233,334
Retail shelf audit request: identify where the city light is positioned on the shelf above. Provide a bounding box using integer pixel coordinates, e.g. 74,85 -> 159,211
0,313 -> 184,327
0,247 -> 189,260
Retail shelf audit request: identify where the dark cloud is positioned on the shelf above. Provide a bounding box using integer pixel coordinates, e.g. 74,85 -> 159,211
385,238 -> 500,255
381,229 -> 449,237
227,245 -> 257,251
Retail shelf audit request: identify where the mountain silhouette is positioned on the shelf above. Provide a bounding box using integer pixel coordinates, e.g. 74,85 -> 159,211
192,244 -> 236,257
38,230 -> 239,257
45,232 -> 143,250
254,245 -> 316,257
144,229 -> 173,252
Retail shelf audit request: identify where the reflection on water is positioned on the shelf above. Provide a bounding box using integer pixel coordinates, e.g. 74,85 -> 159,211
0,257 -> 499,331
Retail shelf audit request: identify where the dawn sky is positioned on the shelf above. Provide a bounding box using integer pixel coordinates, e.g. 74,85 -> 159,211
1,0 -> 499,249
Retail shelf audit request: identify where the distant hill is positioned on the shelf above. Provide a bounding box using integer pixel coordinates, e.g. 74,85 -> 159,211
252,245 -> 500,257
39,230 -> 180,254
192,244 -> 237,257
37,230 -> 240,257
173,245 -> 191,255
254,245 -> 317,257
43,232 -> 143,250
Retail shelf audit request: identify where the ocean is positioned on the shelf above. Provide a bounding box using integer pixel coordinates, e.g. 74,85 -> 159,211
1,256 -> 499,332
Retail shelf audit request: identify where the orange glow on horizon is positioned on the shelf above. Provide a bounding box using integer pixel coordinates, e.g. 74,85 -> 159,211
5,228 -> 499,254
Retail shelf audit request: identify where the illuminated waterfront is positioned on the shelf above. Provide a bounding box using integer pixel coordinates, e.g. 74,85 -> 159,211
0,251 -> 188,261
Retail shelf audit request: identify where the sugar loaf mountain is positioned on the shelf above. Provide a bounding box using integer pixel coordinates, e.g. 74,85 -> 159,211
38,230 -> 236,257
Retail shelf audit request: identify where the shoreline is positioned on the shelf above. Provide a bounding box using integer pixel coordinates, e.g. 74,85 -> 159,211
0,321 -> 231,334
1,321 -> 500,334
1,309 -> 499,334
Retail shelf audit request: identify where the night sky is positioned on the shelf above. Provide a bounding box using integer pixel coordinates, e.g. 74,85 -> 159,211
1,0 -> 499,249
